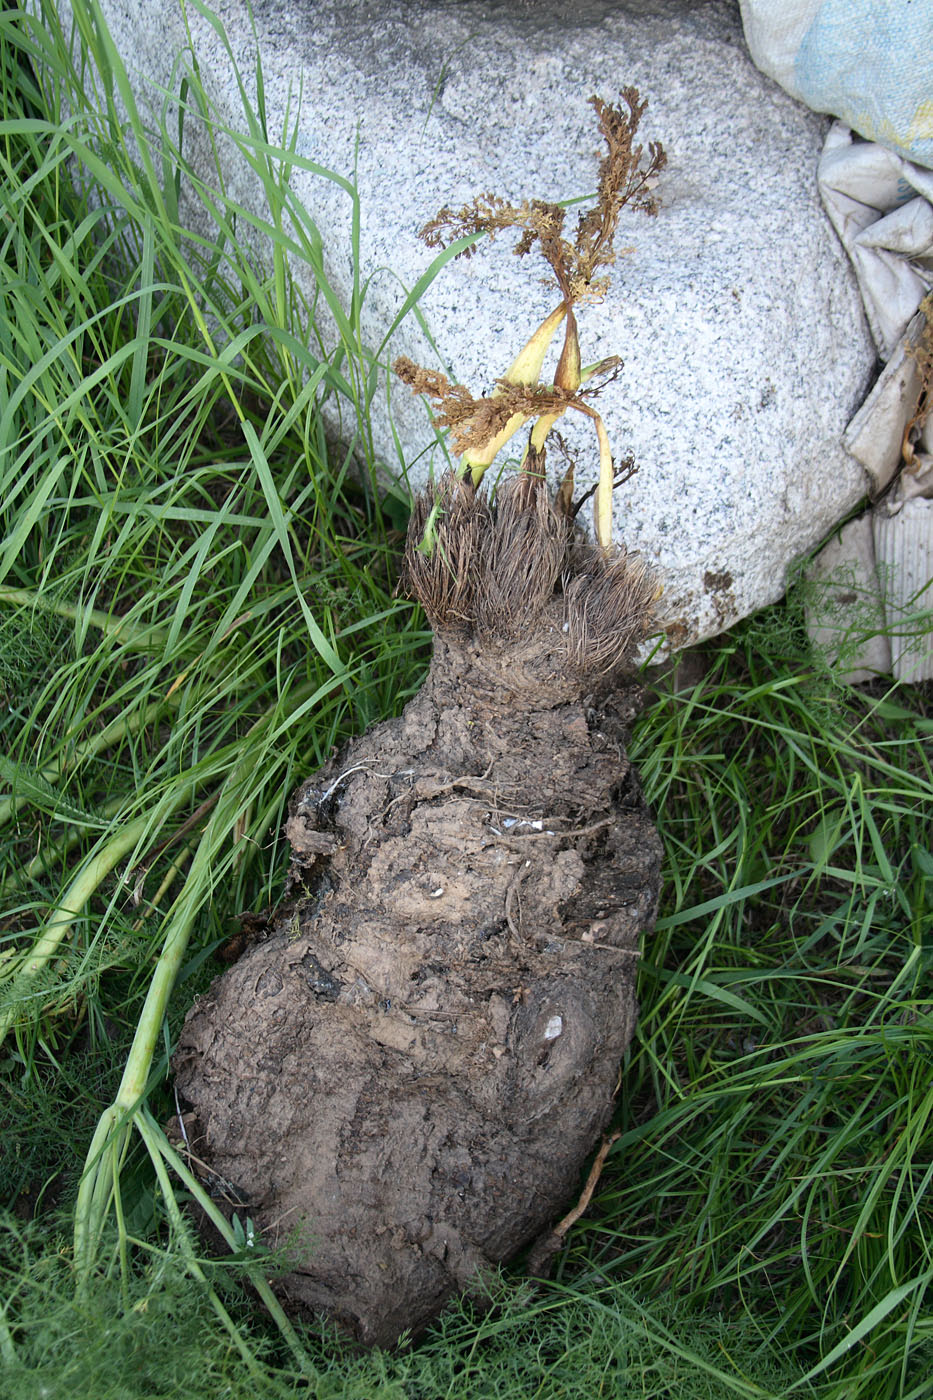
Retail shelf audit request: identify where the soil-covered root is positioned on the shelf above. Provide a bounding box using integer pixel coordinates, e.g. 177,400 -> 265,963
172,476 -> 662,1346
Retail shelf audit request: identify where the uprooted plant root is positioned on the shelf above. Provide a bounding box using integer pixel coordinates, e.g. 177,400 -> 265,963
172,475 -> 662,1346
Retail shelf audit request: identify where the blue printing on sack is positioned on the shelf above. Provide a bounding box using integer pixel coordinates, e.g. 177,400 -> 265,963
795,0 -> 933,169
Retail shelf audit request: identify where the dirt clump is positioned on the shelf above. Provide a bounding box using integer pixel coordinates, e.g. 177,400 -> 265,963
172,475 -> 661,1346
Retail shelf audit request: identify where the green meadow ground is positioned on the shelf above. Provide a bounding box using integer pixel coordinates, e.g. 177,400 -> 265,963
1,3 -> 931,1396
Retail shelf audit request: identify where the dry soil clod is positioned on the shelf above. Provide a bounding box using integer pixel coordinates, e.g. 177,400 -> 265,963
172,478 -> 662,1346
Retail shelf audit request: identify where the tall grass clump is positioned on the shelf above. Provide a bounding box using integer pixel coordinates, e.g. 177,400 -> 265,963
0,0 -> 437,1369
0,1 -> 931,1396
582,613 -> 933,1399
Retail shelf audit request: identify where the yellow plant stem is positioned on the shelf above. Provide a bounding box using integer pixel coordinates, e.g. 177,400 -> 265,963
0,585 -> 167,651
74,679 -> 323,1278
141,1111 -> 317,1376
461,302 -> 566,485
0,814 -> 152,1042
555,306 -> 582,391
2,796 -> 125,893
578,405 -> 615,549
528,407 -> 565,454
0,700 -> 171,829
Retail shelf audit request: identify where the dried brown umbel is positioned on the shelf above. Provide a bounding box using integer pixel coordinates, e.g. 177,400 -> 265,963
395,89 -> 666,550
419,90 -> 666,302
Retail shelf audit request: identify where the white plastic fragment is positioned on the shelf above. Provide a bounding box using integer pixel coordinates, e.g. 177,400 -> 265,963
543,1015 -> 563,1042
842,311 -> 927,493
740,3 -> 933,682
804,516 -> 891,682
859,198 -> 933,259
500,817 -> 550,834
818,125 -> 933,360
873,498 -> 933,682
889,456 -> 933,506
806,486 -> 933,684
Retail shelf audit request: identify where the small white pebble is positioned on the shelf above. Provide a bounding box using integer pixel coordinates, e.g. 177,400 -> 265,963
429,888 -> 444,898
544,1015 -> 563,1041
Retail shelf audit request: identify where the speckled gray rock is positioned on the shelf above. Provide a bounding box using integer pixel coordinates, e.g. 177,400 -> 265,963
49,0 -> 877,648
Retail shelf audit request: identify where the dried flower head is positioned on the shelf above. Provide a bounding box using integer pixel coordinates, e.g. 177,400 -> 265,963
418,88 -> 665,305
396,89 -> 665,549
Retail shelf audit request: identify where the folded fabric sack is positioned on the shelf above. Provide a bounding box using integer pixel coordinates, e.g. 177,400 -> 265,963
818,123 -> 933,361
740,0 -> 933,169
740,1 -> 933,681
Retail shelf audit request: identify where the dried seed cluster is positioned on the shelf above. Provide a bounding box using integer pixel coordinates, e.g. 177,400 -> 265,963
418,90 -> 666,305
394,88 -> 666,548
